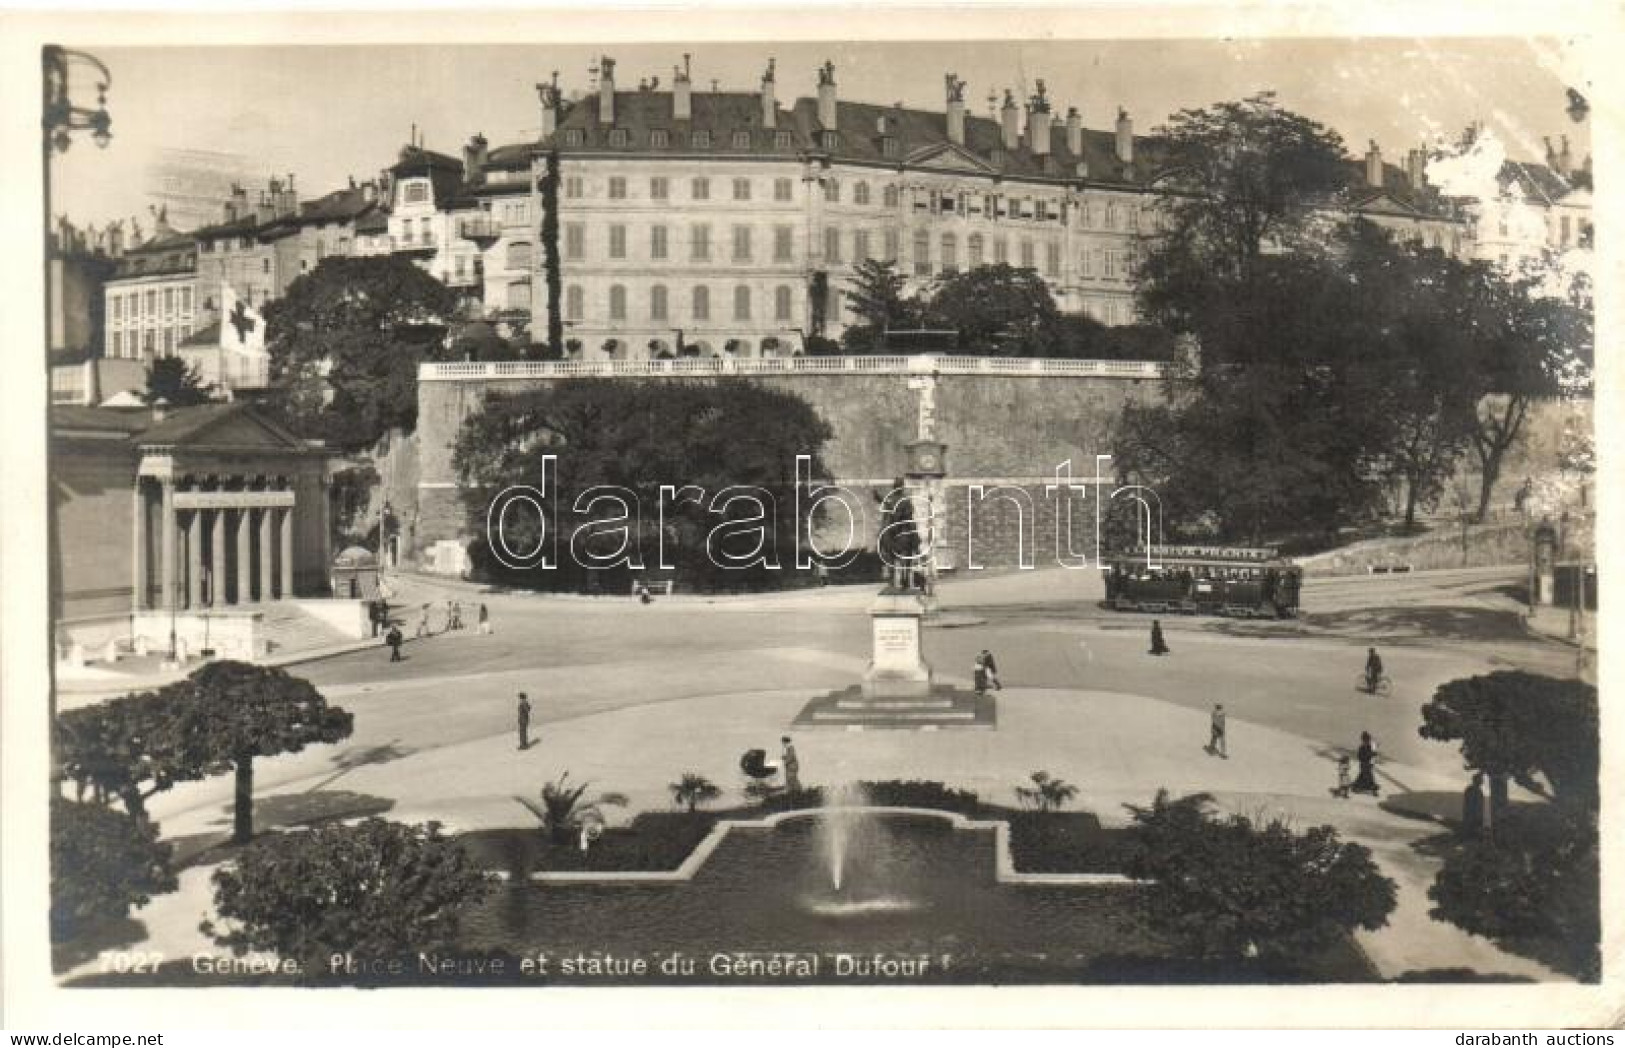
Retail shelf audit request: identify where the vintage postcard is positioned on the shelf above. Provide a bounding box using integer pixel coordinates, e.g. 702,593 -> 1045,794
1,2 -> 1619,1031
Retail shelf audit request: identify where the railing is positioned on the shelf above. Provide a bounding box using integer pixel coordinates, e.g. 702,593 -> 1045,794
458,217 -> 500,241
420,355 -> 1166,381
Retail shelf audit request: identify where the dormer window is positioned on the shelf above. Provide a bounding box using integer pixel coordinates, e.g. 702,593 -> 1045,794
562,129 -> 585,147
820,130 -> 839,151
775,130 -> 794,150
692,130 -> 712,148
990,149 -> 1005,167
403,180 -> 430,204
608,128 -> 631,147
650,129 -> 670,148
881,137 -> 899,159
732,130 -> 752,150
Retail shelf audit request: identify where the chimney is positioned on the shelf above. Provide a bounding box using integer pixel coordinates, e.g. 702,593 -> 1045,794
255,187 -> 276,225
1365,140 -> 1383,188
362,180 -> 377,204
598,55 -> 616,124
534,74 -> 560,140
1029,80 -> 1052,157
674,54 -> 692,121
1066,106 -> 1082,156
1115,107 -> 1133,165
760,58 -> 776,129
1544,135 -> 1559,170
1558,135 -> 1573,176
945,74 -> 966,146
1001,90 -> 1021,150
463,132 -> 489,184
817,60 -> 838,129
1406,147 -> 1426,190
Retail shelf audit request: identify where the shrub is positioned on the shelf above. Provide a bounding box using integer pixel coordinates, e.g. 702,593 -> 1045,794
519,772 -> 629,844
1014,771 -> 1078,812
670,772 -> 722,813
50,797 -> 177,941
204,818 -> 494,981
1125,790 -> 1397,962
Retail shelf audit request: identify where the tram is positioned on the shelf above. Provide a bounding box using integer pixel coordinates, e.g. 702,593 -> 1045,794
1102,545 -> 1302,618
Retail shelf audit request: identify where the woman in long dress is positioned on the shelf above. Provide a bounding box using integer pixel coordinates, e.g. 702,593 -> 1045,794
1149,620 -> 1170,656
1351,732 -> 1381,795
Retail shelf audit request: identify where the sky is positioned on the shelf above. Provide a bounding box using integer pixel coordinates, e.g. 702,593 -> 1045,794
49,37 -> 1592,231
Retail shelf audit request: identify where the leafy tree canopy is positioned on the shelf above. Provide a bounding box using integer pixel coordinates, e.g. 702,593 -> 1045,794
1419,671 -> 1598,806
205,818 -> 494,981
144,356 -> 213,407
1125,790 -> 1397,962
454,379 -> 834,591
265,255 -> 459,450
51,797 -> 177,942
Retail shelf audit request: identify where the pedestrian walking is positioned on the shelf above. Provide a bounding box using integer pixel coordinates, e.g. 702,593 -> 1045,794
367,599 -> 382,638
1149,619 -> 1170,656
980,649 -> 1002,691
516,692 -> 533,751
477,602 -> 491,635
1333,755 -> 1352,798
385,625 -> 404,662
973,652 -> 990,695
780,735 -> 801,793
415,602 -> 432,638
1351,731 -> 1380,795
1208,703 -> 1227,758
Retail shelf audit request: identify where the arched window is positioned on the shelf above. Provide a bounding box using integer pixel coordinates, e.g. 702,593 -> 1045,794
650,284 -> 669,321
941,233 -> 958,273
609,284 -> 627,320
883,184 -> 899,208
968,233 -> 984,269
734,285 -> 751,320
912,230 -> 931,276
853,182 -> 871,205
506,240 -> 533,270
692,285 -> 710,321
565,285 -> 584,321
774,285 -> 793,321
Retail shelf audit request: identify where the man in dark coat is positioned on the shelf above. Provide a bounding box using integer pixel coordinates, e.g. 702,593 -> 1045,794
517,692 -> 533,750
1149,620 -> 1170,656
385,624 -> 403,662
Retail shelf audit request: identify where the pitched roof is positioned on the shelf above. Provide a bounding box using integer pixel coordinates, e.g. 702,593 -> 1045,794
181,321 -> 221,347
485,142 -> 534,169
298,185 -> 379,224
51,402 -> 315,452
1499,159 -> 1575,205
110,232 -> 197,280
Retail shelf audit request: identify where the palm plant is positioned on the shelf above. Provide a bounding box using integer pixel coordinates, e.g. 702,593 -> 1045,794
1014,770 -> 1078,813
517,772 -> 629,844
669,772 -> 721,814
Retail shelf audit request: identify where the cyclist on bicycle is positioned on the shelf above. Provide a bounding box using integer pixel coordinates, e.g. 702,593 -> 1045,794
1365,647 -> 1385,693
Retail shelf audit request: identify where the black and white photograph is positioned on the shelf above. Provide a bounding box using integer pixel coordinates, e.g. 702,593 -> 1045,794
1,3 -> 1618,1031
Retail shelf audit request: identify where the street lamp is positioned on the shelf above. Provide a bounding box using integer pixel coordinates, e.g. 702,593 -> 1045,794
43,46 -> 113,154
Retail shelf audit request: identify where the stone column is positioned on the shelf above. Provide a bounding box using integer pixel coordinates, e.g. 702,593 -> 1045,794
236,506 -> 252,604
209,508 -> 226,606
260,505 -> 275,600
279,505 -> 295,599
186,509 -> 203,608
131,480 -> 148,611
160,480 -> 177,611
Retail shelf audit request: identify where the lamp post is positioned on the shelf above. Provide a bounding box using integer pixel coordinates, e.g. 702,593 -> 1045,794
43,46 -> 112,761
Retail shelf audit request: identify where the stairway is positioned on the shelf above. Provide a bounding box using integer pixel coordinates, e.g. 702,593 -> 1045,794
254,602 -> 361,657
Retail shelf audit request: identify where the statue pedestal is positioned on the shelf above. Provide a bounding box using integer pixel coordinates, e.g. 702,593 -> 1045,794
793,586 -> 994,730
859,589 -> 934,700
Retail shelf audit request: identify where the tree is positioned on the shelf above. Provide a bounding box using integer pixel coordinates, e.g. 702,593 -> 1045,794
669,772 -> 722,813
1419,671 -> 1598,813
1142,92 -> 1350,302
540,149 -> 564,357
518,773 -> 629,845
1125,790 -> 1397,963
204,818 -> 494,980
51,797 -> 177,941
925,264 -> 1058,356
264,255 -> 458,450
56,688 -> 207,822
842,259 -> 921,354
144,356 -> 213,407
454,379 -> 834,592
183,661 -> 355,843
1013,771 -> 1078,812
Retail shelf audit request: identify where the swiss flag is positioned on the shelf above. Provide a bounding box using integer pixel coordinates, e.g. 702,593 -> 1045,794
219,282 -> 266,354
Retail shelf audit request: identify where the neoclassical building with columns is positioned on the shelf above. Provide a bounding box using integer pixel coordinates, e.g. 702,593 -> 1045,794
51,402 -> 337,660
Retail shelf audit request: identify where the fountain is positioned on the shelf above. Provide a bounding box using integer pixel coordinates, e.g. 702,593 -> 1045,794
821,782 -> 865,892
805,784 -> 923,917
